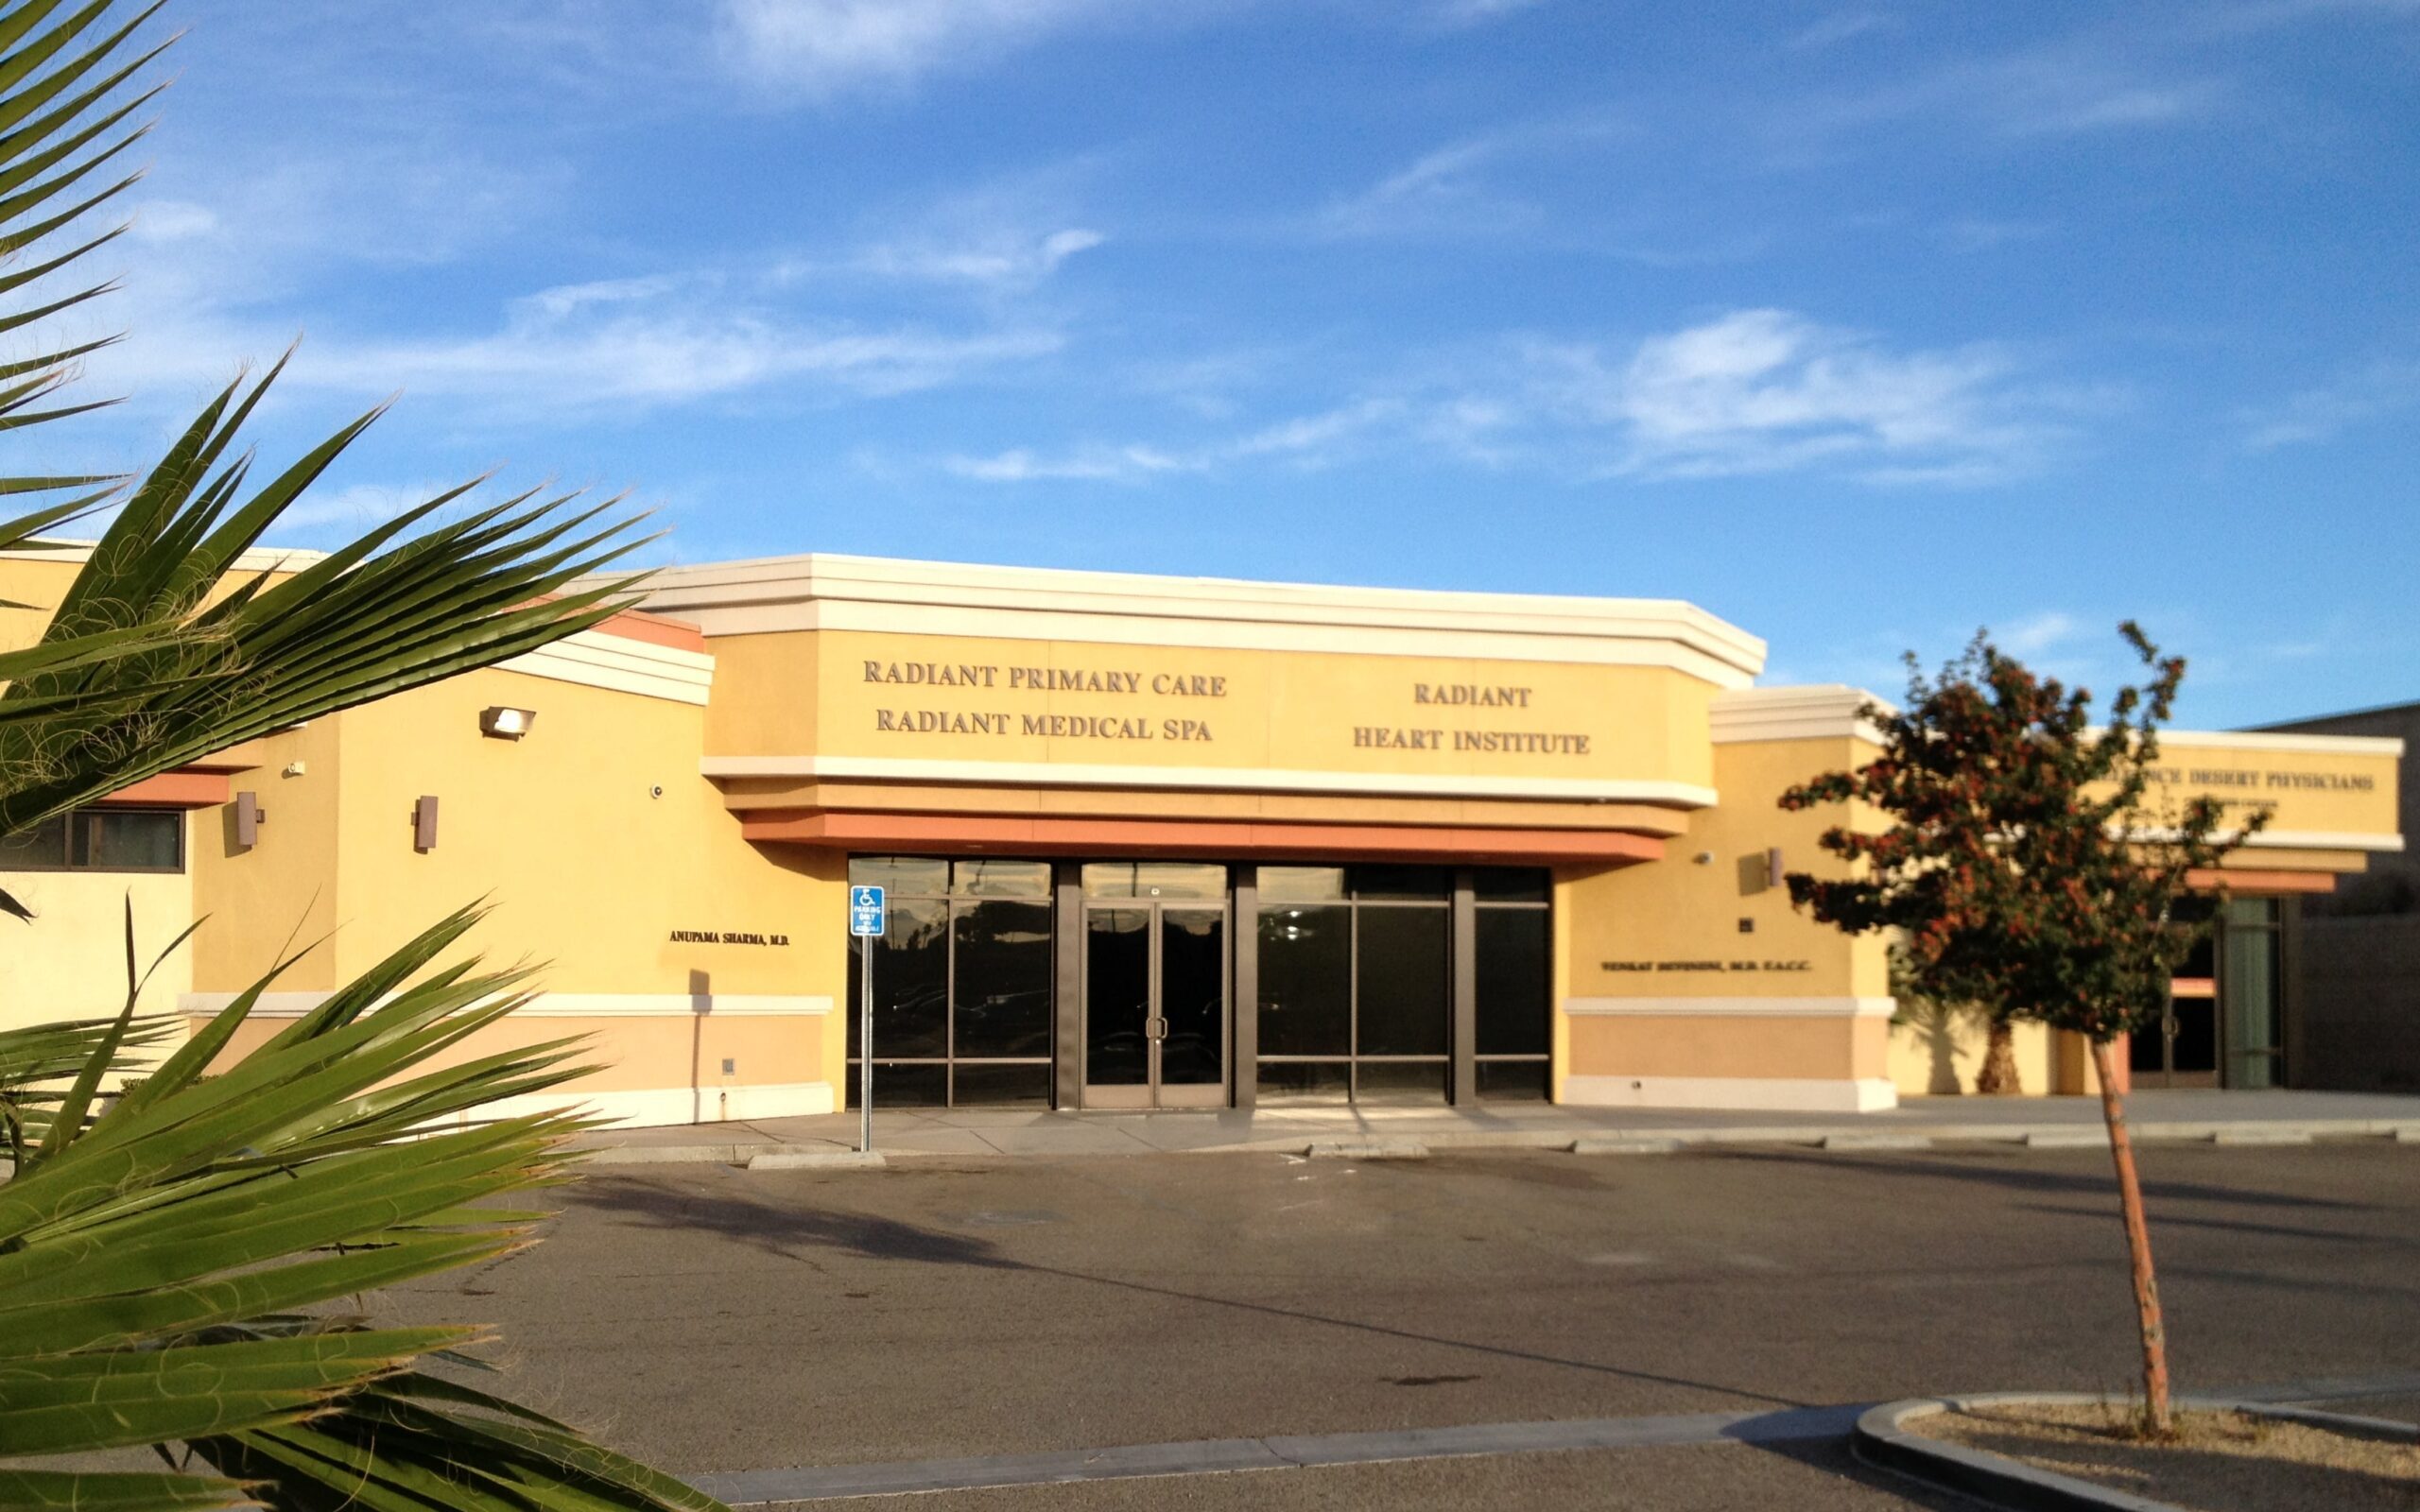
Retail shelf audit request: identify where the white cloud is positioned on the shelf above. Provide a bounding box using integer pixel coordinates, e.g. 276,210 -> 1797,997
1789,11 -> 1888,49
269,480 -> 456,533
852,227 -> 1105,287
2239,359 -> 2420,450
943,444 -> 1192,483
717,0 -> 1122,94
1318,117 -> 1623,238
1427,0 -> 1551,27
129,200 -> 220,244
1542,308 -> 2051,483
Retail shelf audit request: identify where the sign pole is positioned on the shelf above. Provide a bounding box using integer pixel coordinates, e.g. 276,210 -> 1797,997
849,885 -> 886,1156
859,938 -> 873,1155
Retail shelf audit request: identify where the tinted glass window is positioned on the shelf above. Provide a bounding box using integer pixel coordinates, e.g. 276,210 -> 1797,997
1357,906 -> 1449,1056
0,815 -> 66,868
953,901 -> 1053,1057
1475,907 -> 1550,1056
953,859 -> 1051,897
1258,905 -> 1351,1056
1474,868 -> 1548,902
89,811 -> 181,870
1257,866 -> 1346,902
1081,861 -> 1227,899
850,899 -> 949,1058
848,856 -> 949,895
1347,866 -> 1451,902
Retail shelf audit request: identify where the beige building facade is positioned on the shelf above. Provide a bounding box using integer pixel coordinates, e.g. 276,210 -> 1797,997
1,549 -> 2403,1123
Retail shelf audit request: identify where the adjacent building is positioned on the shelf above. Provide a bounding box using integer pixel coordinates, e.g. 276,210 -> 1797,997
1,547 -> 2403,1122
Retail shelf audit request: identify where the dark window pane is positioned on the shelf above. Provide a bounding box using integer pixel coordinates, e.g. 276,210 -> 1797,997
953,901 -> 1053,1056
1474,868 -> 1549,902
1081,862 -> 1226,899
1258,904 -> 1351,1057
1257,866 -> 1346,902
1356,1059 -> 1446,1104
843,1061 -> 947,1108
1257,1060 -> 1349,1103
1357,906 -> 1449,1055
1084,908 -> 1151,1084
953,859 -> 1051,897
849,856 -> 949,895
1475,908 -> 1549,1056
0,814 -> 66,868
89,811 -> 181,870
1477,1060 -> 1549,1102
2129,1023 -> 2165,1074
1348,866 -> 1451,902
1158,909 -> 1226,1087
2170,999 -> 2217,1074
2223,897 -> 2277,929
952,1062 -> 1051,1108
848,899 -> 949,1058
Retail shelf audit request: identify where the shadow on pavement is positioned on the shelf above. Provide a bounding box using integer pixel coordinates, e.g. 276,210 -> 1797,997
1709,1148 -> 2372,1211
570,1174 -> 1021,1269
569,1171 -> 1807,1412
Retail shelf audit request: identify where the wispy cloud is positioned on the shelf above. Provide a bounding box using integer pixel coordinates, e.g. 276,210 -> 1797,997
1789,10 -> 1890,50
717,0 -> 1156,95
1426,0 -> 1553,28
930,309 -> 2072,488
2238,359 -> 2420,450
850,227 -> 1105,288
1540,308 -> 2059,483
1779,43 -> 2226,151
1319,116 -> 1624,238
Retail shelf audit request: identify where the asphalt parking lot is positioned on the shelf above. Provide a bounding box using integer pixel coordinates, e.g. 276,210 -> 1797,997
382,1142 -> 2420,1508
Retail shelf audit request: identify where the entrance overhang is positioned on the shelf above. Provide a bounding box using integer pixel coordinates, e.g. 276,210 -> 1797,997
739,808 -> 1664,866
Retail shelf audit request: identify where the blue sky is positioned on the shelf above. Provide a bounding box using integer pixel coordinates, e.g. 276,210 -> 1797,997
39,0 -> 2420,726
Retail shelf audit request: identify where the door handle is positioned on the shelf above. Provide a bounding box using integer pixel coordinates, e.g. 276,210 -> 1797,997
1146,1017 -> 1167,1040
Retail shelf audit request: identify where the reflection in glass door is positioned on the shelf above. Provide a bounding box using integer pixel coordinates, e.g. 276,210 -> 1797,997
1082,902 -> 1227,1108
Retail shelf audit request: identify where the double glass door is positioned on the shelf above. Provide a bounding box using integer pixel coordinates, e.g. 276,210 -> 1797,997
1083,902 -> 1228,1108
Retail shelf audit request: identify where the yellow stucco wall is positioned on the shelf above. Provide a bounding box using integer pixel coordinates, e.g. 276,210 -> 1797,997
0,868 -> 194,1039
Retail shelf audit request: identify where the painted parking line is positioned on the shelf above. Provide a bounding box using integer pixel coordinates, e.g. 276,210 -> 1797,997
684,1369 -> 2420,1504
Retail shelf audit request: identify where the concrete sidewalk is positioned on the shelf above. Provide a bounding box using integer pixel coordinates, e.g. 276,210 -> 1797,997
570,1089 -> 2420,1164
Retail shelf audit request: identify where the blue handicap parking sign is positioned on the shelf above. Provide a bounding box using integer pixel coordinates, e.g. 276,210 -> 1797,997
848,885 -> 887,937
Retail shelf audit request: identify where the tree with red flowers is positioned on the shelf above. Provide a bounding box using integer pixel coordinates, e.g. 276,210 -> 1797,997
1779,623 -> 2264,1435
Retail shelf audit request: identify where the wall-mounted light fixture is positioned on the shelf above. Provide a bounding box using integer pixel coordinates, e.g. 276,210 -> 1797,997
479,705 -> 537,740
413,795 -> 440,852
233,791 -> 264,850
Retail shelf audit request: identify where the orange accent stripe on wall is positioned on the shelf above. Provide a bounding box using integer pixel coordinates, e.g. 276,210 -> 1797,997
98,771 -> 229,809
739,808 -> 1665,864
591,606 -> 706,653
2183,868 -> 2338,895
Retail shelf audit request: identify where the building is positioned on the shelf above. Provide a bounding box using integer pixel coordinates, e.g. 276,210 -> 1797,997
2252,699 -> 2420,1091
0,548 -> 2403,1121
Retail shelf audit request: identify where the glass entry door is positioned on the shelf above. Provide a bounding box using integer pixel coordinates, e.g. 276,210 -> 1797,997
1083,902 -> 1228,1108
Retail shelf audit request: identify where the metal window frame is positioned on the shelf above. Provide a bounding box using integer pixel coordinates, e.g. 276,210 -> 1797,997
0,807 -> 186,874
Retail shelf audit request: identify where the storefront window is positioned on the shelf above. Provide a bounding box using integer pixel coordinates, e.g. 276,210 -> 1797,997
1254,866 -> 1547,1105
2221,898 -> 2283,1090
847,857 -> 1055,1108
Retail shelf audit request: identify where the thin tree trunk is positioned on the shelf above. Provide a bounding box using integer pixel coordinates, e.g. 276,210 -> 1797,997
1975,1019 -> 2022,1095
2091,1038 -> 2171,1435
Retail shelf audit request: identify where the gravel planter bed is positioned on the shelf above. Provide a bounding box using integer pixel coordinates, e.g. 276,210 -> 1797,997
1856,1393 -> 2418,1511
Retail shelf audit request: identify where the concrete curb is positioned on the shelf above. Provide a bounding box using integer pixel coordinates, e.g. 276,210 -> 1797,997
1852,1393 -> 2418,1511
572,1118 -> 2420,1166
1305,1138 -> 1430,1160
748,1149 -> 886,1172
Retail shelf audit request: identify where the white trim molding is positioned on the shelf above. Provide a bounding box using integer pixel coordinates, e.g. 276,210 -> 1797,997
181,990 -> 832,1019
1563,1074 -> 1898,1113
614,553 -> 1769,688
423,1081 -> 837,1131
1710,685 -> 1894,746
2114,826 -> 2407,854
701,753 -> 1720,809
2160,729 -> 2405,758
1564,996 -> 1897,1019
495,629 -> 715,706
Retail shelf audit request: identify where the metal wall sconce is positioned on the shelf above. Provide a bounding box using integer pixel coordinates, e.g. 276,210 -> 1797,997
413,795 -> 440,852
233,791 -> 264,850
479,705 -> 537,740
